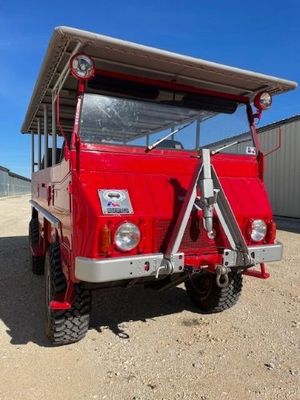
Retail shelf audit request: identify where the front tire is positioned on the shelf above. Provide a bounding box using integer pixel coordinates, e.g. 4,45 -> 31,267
185,271 -> 243,313
45,243 -> 91,345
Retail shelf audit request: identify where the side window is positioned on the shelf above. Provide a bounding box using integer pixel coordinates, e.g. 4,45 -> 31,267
41,136 -> 65,168
53,136 -> 65,165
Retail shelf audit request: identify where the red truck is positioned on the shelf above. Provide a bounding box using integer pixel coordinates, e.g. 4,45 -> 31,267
22,27 -> 297,345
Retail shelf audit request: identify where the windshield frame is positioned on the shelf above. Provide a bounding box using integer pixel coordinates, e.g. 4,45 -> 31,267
69,71 -> 260,155
77,93 -> 253,152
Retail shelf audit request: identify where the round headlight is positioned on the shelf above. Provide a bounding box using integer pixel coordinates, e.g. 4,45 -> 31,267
250,219 -> 267,242
70,54 -> 95,80
114,223 -> 141,252
254,92 -> 272,110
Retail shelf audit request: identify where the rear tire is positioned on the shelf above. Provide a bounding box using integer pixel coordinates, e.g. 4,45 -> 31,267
29,218 -> 45,275
45,242 -> 91,345
185,271 -> 243,313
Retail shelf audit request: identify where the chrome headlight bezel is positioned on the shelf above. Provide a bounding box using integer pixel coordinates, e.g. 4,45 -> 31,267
114,222 -> 141,252
250,219 -> 267,242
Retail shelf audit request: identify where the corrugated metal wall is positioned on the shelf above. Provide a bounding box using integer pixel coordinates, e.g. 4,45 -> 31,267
0,168 -> 9,197
210,119 -> 300,218
0,168 -> 31,197
262,121 -> 300,218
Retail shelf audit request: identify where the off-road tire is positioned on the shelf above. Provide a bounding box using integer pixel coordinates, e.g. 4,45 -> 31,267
29,218 -> 45,275
45,242 -> 91,345
185,271 -> 243,313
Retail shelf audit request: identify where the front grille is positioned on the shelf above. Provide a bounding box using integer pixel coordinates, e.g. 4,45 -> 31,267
153,216 -> 218,254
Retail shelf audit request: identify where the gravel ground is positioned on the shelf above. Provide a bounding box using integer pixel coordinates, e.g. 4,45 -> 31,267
0,195 -> 299,400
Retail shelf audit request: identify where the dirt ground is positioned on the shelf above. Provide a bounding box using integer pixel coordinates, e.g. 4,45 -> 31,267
0,195 -> 299,400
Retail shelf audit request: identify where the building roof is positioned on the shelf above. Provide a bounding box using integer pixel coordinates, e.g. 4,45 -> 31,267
207,114 -> 300,148
21,26 -> 297,135
0,165 -> 9,173
255,114 -> 300,134
8,171 -> 31,182
0,165 -> 31,182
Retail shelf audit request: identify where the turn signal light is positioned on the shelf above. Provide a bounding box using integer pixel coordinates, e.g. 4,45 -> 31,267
267,221 -> 277,244
99,224 -> 111,254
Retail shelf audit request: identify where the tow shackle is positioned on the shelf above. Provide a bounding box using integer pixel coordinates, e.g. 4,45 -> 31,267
215,265 -> 230,288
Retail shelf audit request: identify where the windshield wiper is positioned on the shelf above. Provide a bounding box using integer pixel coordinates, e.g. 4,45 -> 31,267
211,137 -> 251,155
146,120 -> 194,151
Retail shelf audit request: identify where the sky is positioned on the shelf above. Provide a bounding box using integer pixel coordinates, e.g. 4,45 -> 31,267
0,0 -> 299,178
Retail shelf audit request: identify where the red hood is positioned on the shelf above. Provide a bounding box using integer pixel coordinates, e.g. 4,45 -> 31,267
71,144 -> 274,259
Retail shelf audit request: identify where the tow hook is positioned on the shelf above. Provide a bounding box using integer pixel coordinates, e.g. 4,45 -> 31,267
215,265 -> 230,288
156,259 -> 173,279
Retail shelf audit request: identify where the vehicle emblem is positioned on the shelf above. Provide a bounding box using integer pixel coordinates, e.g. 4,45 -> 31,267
98,189 -> 133,214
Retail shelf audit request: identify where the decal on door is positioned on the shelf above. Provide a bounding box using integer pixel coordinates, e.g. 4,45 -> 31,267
98,189 -> 133,214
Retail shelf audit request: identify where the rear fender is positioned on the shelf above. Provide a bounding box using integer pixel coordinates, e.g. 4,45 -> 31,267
32,215 -> 60,257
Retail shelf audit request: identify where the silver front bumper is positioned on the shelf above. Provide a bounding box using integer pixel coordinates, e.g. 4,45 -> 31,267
75,242 -> 283,283
223,242 -> 283,267
75,253 -> 184,283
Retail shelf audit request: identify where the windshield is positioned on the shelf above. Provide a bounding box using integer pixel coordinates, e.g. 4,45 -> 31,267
79,93 -> 253,153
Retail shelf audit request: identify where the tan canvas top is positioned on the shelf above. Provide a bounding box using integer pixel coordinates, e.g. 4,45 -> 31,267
21,26 -> 297,134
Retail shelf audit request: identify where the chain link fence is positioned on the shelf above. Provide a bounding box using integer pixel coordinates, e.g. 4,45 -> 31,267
0,167 -> 31,197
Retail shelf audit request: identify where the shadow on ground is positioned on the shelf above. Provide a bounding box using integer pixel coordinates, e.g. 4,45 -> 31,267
0,236 -> 49,347
0,236 -> 194,347
275,217 -> 300,234
90,285 -> 193,339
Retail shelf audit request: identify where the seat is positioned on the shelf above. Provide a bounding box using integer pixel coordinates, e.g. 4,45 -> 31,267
155,139 -> 184,150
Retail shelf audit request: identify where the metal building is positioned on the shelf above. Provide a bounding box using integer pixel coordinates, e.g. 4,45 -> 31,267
208,115 -> 300,218
0,166 -> 31,197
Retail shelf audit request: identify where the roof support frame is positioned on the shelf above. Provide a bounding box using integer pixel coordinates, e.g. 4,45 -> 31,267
31,130 -> 34,174
27,39 -> 72,134
52,41 -> 82,101
195,119 -> 201,149
50,41 -> 82,164
43,104 -> 48,168
52,94 -> 57,165
37,118 -> 41,170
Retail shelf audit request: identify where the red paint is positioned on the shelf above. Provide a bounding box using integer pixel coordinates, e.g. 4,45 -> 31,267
49,279 -> 74,310
185,254 -> 222,269
243,263 -> 270,279
30,69 -> 278,307
257,151 -> 265,181
50,300 -> 71,310
32,144 -> 275,275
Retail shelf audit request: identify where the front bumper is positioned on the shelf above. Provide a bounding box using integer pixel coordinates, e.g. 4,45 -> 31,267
223,242 -> 283,267
75,253 -> 184,283
75,242 -> 283,283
